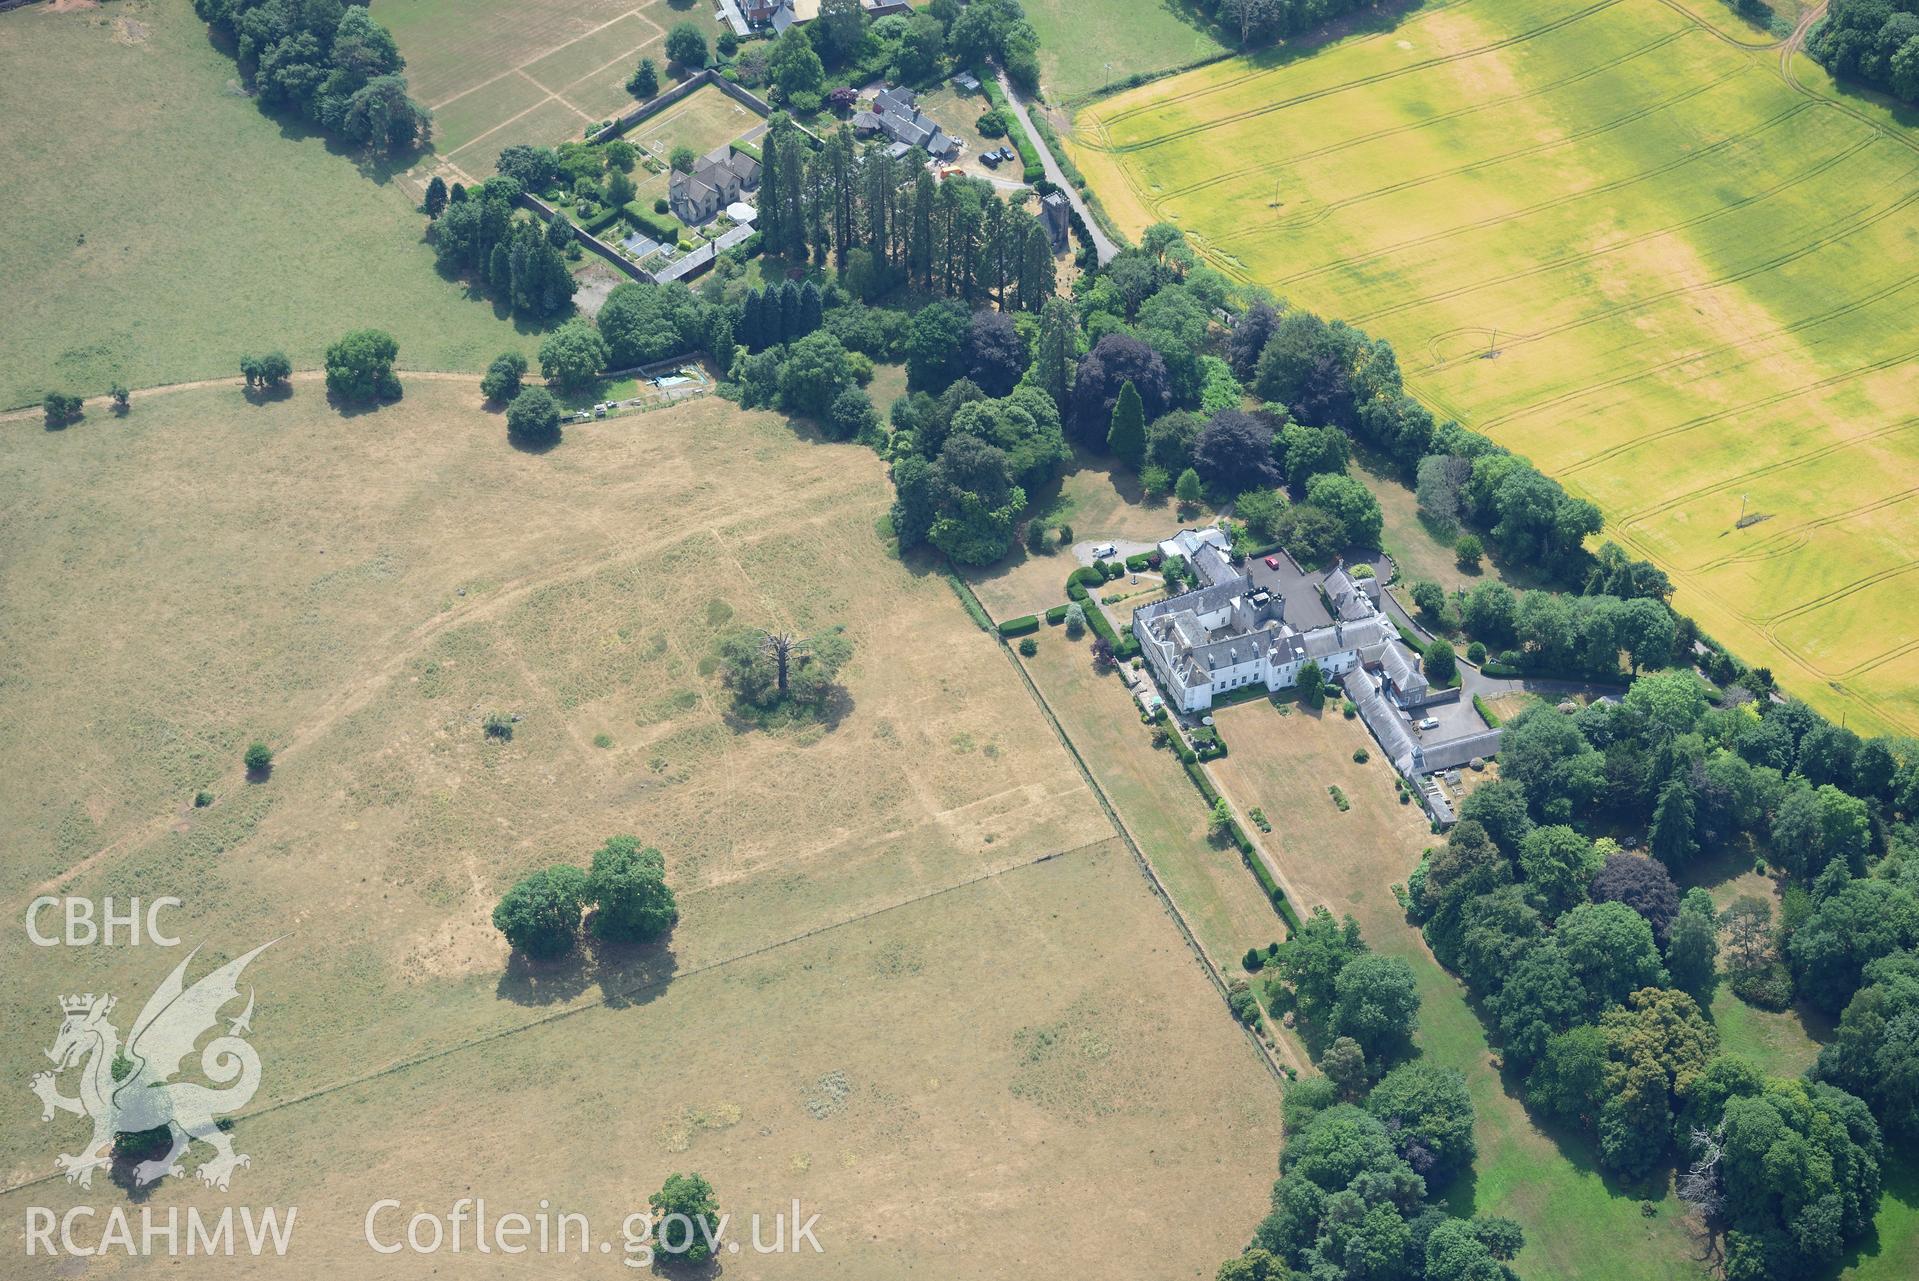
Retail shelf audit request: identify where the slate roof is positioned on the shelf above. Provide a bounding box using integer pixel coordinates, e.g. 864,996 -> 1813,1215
1325,567 -> 1377,622
1344,670 -> 1419,773
1364,640 -> 1428,699
1413,729 -> 1504,775
1193,543 -> 1237,587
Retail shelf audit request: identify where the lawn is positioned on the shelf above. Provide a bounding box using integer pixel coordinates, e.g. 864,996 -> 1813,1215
1205,703 -> 1704,1281
1072,0 -> 1919,737
968,448 -> 1213,619
1024,0 -> 1230,104
377,0 -> 683,166
627,80 -> 765,166
0,380 -> 1284,1275
0,4 -> 538,409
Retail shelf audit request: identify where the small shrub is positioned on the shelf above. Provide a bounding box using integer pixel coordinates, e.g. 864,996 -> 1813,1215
593,733 -> 614,749
1064,603 -> 1086,638
1466,640 -> 1487,665
1226,981 -> 1259,1026
483,712 -> 515,741
243,742 -> 273,775
1341,699 -> 1357,719
1248,806 -> 1271,832
193,790 -> 214,808
1328,785 -> 1350,812
1056,522 -> 1074,544
1017,636 -> 1037,657
976,108 -> 1009,137
1352,747 -> 1369,764
1243,947 -> 1264,973
1732,962 -> 1794,1011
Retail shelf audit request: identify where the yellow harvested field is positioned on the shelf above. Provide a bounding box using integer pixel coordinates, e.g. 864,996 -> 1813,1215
1073,0 -> 1919,734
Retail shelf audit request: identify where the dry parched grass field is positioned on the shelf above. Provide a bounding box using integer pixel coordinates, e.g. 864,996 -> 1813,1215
0,384 -> 1280,1275
1073,0 -> 1919,736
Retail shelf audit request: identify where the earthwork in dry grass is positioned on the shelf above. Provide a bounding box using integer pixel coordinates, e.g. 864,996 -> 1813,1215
1073,0 -> 1919,735
0,382 -> 1281,1275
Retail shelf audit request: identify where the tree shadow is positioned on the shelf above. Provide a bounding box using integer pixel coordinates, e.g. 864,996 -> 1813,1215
242,381 -> 296,406
1836,1150 -> 1919,1276
719,686 -> 857,735
496,927 -> 684,1009
508,429 -> 562,455
585,931 -> 682,1011
1435,1161 -> 1481,1219
497,948 -> 596,1006
325,388 -> 403,419
106,1133 -> 168,1203
647,1252 -> 724,1280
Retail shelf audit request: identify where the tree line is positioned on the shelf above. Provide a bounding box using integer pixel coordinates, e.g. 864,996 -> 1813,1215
191,0 -> 430,154
1407,666 -> 1919,1279
1188,0 -> 1383,53
1215,913 -> 1524,1281
1808,0 -> 1919,105
756,115 -> 1061,307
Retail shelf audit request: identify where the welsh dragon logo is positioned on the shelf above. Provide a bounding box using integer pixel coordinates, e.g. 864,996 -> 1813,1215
30,942 -> 275,1191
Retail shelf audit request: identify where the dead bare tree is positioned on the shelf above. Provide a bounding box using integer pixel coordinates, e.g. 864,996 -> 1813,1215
761,631 -> 810,694
1677,1126 -> 1724,1220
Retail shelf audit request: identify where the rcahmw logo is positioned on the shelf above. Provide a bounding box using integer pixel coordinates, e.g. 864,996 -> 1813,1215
30,941 -> 276,1190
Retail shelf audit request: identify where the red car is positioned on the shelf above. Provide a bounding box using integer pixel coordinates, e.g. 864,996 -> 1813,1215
1263,556 -> 1280,570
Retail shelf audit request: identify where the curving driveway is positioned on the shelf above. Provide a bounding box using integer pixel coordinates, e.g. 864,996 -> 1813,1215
997,70 -> 1120,266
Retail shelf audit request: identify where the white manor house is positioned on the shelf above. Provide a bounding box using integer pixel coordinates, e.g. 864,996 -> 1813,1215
1132,531 -> 1422,714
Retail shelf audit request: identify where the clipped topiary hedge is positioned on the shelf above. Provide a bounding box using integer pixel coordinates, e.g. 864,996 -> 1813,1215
1044,604 -> 1069,625
997,614 -> 1040,637
622,204 -> 683,242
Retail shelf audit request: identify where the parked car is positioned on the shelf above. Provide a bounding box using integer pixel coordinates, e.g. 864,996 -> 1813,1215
1417,717 -> 1440,731
1263,555 -> 1281,569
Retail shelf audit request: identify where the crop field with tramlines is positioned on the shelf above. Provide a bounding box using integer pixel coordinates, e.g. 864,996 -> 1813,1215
1072,0 -> 1919,734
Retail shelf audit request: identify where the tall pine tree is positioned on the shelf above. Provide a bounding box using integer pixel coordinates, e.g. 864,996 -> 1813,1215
1107,380 -> 1146,469
1650,777 -> 1699,869
908,170 -> 936,289
1019,220 -> 1056,312
1034,297 -> 1076,419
